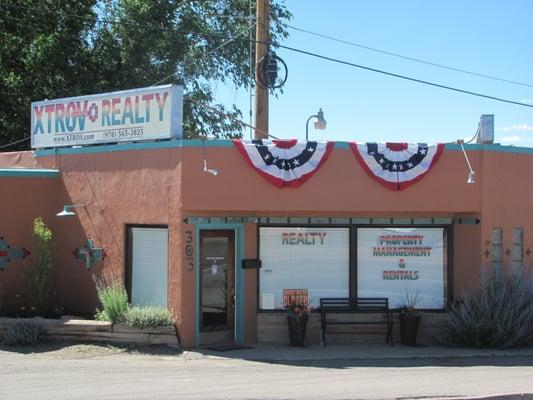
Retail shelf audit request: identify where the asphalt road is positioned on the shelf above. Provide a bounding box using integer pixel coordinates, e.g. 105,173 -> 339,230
1,344 -> 533,400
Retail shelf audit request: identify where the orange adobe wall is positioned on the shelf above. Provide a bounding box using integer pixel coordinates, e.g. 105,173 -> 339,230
0,147 -> 196,346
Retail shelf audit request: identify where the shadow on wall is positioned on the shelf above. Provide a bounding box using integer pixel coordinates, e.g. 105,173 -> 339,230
53,182 -> 103,316
51,147 -> 181,173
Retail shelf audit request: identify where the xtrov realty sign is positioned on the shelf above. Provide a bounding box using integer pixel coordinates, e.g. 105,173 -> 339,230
31,84 -> 183,148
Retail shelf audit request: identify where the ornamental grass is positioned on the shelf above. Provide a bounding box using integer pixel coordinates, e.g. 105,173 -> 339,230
446,265 -> 533,348
123,306 -> 174,329
95,279 -> 129,323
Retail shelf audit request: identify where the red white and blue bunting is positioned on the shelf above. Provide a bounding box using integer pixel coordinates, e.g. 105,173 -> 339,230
350,142 -> 444,191
233,139 -> 334,188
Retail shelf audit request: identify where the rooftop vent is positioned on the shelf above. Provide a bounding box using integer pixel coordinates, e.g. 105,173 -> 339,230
476,114 -> 494,144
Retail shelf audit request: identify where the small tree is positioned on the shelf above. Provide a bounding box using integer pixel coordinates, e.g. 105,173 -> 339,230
24,218 -> 54,314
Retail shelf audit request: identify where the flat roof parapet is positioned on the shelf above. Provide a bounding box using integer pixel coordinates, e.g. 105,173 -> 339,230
29,140 -> 533,158
0,168 -> 60,178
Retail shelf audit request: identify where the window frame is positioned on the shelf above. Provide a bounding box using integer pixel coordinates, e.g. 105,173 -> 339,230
256,224 -> 353,312
256,223 -> 453,313
125,224 -> 169,304
355,225 -> 452,311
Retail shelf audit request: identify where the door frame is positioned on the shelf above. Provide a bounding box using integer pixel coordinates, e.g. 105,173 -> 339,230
195,223 -> 244,347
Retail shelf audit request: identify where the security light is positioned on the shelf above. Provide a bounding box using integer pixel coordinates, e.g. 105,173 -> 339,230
458,140 -> 476,184
56,205 -> 85,217
203,160 -> 219,176
202,136 -> 219,176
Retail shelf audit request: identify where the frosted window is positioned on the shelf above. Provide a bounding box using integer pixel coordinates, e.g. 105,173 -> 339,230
357,228 -> 446,309
259,227 -> 349,309
131,227 -> 168,308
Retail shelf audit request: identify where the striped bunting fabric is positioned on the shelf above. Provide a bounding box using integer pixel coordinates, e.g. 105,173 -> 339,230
350,142 -> 444,191
233,139 -> 334,188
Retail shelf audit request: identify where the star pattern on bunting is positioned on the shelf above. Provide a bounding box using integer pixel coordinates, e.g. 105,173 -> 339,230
253,140 -> 319,171
233,139 -> 333,188
350,142 -> 444,191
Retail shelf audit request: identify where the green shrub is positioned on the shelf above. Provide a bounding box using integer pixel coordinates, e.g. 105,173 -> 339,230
2,322 -> 45,346
24,218 -> 54,314
124,306 -> 174,329
446,266 -> 533,348
95,280 -> 128,323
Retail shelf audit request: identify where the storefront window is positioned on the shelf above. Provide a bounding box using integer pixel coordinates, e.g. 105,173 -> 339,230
357,227 -> 447,309
259,227 -> 349,309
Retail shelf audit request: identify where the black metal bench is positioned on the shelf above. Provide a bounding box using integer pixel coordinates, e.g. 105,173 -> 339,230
320,297 -> 393,346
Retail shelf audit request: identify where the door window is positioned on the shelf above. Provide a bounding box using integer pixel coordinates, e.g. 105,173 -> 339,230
200,230 -> 235,332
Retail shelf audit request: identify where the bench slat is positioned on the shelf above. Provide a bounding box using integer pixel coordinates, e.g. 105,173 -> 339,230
320,297 -> 393,347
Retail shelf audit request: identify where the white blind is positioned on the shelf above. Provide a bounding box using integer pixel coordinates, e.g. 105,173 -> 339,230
131,227 -> 168,308
357,227 -> 445,309
259,227 -> 349,309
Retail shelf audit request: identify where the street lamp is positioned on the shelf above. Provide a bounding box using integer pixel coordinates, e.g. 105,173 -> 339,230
305,108 -> 327,141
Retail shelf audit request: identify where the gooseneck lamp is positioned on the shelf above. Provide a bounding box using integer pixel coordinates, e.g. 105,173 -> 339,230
305,108 -> 327,141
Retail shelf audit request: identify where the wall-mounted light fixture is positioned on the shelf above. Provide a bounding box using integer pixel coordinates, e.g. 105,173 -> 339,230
56,205 -> 85,217
457,140 -> 476,184
201,137 -> 219,176
305,108 -> 327,141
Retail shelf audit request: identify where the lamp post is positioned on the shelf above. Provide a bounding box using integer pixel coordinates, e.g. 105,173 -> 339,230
305,108 -> 327,141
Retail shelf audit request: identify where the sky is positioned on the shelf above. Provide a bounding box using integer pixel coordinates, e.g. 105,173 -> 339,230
214,0 -> 533,146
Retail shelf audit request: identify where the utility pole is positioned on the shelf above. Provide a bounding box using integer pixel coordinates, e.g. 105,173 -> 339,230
254,0 -> 269,139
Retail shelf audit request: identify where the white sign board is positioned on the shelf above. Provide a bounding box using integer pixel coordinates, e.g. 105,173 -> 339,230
259,227 -> 349,309
31,84 -> 183,148
357,228 -> 445,309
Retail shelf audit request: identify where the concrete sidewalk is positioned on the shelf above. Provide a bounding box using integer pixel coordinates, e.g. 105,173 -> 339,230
2,342 -> 533,399
186,342 -> 533,362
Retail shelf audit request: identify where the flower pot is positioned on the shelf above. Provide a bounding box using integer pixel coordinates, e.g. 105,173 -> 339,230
400,314 -> 421,346
287,315 -> 308,346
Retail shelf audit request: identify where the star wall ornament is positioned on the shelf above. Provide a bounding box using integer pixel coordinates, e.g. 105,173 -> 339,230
73,239 -> 106,270
0,236 -> 31,271
350,142 -> 444,191
233,139 -> 334,188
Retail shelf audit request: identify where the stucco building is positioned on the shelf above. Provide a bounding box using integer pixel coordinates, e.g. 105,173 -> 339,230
0,138 -> 532,347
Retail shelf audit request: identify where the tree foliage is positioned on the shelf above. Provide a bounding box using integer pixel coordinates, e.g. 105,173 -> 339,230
0,0 -> 291,149
24,217 -> 54,314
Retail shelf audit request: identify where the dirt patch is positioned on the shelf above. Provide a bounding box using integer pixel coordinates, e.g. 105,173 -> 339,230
0,339 -> 181,359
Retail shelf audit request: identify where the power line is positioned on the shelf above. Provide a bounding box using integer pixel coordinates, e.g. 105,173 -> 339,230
150,21 -> 257,87
188,97 -> 279,140
0,136 -> 30,150
286,24 -> 533,88
4,3 -> 533,109
273,43 -> 533,109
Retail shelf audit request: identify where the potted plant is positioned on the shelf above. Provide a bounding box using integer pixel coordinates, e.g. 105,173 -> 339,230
399,291 -> 421,346
286,300 -> 312,347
